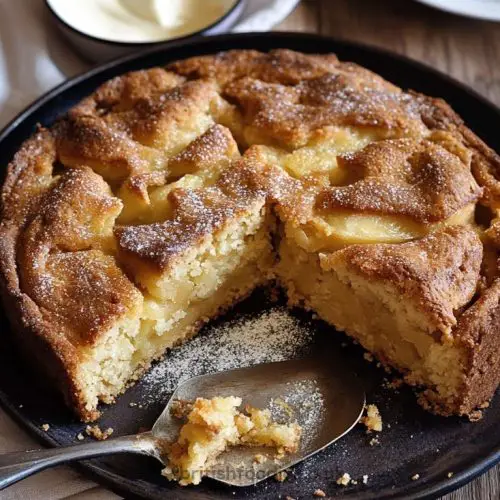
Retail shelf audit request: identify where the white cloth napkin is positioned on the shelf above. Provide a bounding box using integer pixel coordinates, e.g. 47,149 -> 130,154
0,1 -> 299,499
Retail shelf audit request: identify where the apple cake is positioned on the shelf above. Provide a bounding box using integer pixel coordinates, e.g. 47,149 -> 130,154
1,49 -> 500,422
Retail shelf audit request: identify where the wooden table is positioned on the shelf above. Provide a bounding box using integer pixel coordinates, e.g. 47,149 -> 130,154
276,1 -> 500,499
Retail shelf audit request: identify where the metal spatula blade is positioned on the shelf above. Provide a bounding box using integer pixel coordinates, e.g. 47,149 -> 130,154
154,358 -> 366,486
0,358 -> 365,489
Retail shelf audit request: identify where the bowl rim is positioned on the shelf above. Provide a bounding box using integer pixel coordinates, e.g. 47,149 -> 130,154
43,0 -> 246,47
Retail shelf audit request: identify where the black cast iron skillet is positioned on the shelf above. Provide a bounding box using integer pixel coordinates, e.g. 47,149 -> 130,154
1,32 -> 499,500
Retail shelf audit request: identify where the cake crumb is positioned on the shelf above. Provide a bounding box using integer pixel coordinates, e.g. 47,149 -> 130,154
361,404 -> 383,432
129,402 -> 137,408
447,472 -> 454,478
369,437 -> 380,446
363,352 -> 374,363
76,432 -> 85,441
86,425 -> 114,441
41,424 -> 50,432
336,472 -> 351,486
351,479 -> 358,485
362,475 -> 369,484
411,474 -> 420,481
275,471 -> 287,482
163,397 -> 301,486
469,410 -> 483,422
313,488 -> 326,497
479,401 -> 490,409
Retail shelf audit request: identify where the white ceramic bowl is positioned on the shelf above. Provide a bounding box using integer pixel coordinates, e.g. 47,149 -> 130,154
45,0 -> 247,63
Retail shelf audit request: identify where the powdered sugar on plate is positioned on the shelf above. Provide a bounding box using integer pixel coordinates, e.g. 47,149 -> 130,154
139,307 -> 315,405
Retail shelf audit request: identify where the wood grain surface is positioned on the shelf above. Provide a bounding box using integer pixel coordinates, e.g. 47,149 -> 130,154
276,1 -> 500,499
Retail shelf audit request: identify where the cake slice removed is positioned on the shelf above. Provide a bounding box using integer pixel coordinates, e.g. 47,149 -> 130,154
162,397 -> 302,486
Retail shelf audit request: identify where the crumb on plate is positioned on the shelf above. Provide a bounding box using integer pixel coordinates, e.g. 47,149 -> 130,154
336,472 -> 351,486
468,410 -> 483,422
361,404 -> 383,432
86,425 -> 114,441
275,471 -> 287,482
363,352 -> 374,363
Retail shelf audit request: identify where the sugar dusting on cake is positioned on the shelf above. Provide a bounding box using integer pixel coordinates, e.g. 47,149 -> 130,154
140,307 -> 316,405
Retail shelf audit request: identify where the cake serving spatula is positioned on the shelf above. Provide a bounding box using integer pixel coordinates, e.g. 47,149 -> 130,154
0,358 -> 365,489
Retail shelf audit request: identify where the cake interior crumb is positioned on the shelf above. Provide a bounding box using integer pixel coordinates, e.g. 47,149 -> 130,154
162,396 -> 302,486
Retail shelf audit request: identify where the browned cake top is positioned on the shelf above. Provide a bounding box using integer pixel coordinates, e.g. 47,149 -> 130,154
115,158 -> 266,272
317,132 -> 482,223
1,48 -> 500,355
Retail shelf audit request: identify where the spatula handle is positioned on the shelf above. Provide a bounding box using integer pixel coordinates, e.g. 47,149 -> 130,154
0,432 -> 157,490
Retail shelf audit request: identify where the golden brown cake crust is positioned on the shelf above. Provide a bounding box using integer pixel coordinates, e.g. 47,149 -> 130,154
1,49 -> 500,421
455,279 -> 500,413
317,134 -> 482,223
168,49 -> 343,86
